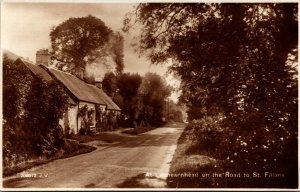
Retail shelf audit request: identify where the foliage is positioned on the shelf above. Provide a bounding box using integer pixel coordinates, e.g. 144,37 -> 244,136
116,73 -> 143,126
3,55 -> 70,165
102,72 -> 118,97
23,78 -> 69,156
78,105 -> 95,135
184,117 -> 224,155
102,71 -> 174,127
50,15 -> 125,79
167,100 -> 185,122
127,3 -> 298,187
50,15 -> 112,77
139,72 -> 172,126
169,117 -> 298,188
3,56 -> 36,167
3,56 -> 33,122
167,119 -> 220,188
78,105 -> 89,118
3,139 -> 96,177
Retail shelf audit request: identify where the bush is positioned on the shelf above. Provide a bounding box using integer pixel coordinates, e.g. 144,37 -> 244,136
62,139 -> 80,154
168,114 -> 298,188
184,115 -> 225,156
23,78 -> 69,156
3,55 -> 70,164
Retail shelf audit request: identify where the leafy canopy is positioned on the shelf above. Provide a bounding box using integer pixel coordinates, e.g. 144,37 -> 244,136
50,15 -> 125,77
3,55 -> 70,162
125,3 -> 298,186
139,73 -> 171,122
125,3 -> 297,125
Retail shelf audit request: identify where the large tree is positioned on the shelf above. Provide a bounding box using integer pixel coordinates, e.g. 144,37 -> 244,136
50,15 -> 112,77
124,4 -> 297,116
116,73 -> 143,126
102,72 -> 118,98
139,72 -> 171,126
125,3 -> 298,187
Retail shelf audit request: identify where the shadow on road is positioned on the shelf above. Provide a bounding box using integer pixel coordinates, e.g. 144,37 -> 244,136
3,177 -> 39,188
3,126 -> 185,189
114,127 -> 184,148
116,173 -> 166,188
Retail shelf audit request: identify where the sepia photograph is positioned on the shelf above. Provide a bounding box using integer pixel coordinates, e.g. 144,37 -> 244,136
1,1 -> 298,190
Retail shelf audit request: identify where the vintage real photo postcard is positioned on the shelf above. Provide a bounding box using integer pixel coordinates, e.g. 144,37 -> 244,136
1,1 -> 299,190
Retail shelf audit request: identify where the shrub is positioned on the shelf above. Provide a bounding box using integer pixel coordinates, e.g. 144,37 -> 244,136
3,56 -> 35,167
217,113 -> 298,188
168,113 -> 298,188
184,115 -> 225,156
78,105 -> 95,135
62,139 -> 80,154
3,55 -> 70,164
23,78 -> 69,156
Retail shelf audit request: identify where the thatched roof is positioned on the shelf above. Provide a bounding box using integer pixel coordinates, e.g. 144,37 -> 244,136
47,68 -> 121,111
9,50 -> 120,111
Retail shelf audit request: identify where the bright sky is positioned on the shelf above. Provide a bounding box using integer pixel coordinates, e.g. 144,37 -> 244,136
1,2 -> 181,102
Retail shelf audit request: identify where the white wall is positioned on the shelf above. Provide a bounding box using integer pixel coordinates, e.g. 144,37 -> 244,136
59,105 -> 78,134
60,101 -> 108,134
78,101 -> 96,130
59,118 -> 64,131
68,105 -> 78,134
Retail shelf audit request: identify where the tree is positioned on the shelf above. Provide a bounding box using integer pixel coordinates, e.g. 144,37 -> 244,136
102,72 -> 118,97
50,15 -> 112,78
125,3 -> 298,187
125,3 -> 297,116
109,32 -> 125,74
139,72 -> 171,126
167,100 -> 185,122
23,78 -> 69,156
3,55 -> 21,122
3,54 -> 70,166
3,55 -> 34,167
116,73 -> 142,126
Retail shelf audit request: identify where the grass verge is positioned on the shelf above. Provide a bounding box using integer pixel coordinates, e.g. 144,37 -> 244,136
166,124 -> 222,188
121,121 -> 186,135
70,131 -> 132,143
3,140 -> 96,177
121,126 -> 157,135
167,118 -> 298,188
116,173 -> 167,188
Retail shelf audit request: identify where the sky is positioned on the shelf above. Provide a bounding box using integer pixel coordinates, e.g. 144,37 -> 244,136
1,2 -> 181,102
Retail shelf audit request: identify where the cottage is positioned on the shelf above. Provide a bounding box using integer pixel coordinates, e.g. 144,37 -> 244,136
44,67 -> 121,134
10,50 -> 121,134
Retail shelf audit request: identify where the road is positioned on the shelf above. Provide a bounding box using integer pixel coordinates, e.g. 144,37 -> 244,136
3,125 -> 184,188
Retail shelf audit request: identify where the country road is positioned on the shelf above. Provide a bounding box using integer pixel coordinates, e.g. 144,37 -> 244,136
3,125 -> 184,188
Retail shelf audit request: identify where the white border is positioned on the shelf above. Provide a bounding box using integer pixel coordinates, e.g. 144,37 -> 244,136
0,1 -> 299,191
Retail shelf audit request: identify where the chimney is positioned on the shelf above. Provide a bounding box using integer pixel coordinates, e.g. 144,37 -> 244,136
95,81 -> 102,89
78,70 -> 84,80
36,49 -> 50,67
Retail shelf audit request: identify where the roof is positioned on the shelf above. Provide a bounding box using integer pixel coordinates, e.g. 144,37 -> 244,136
7,49 -> 120,110
14,58 -> 76,105
88,85 -> 121,111
17,58 -> 53,82
3,49 -> 22,61
47,68 -> 121,111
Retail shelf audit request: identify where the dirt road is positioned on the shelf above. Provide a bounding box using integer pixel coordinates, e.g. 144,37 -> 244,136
3,125 -> 184,188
